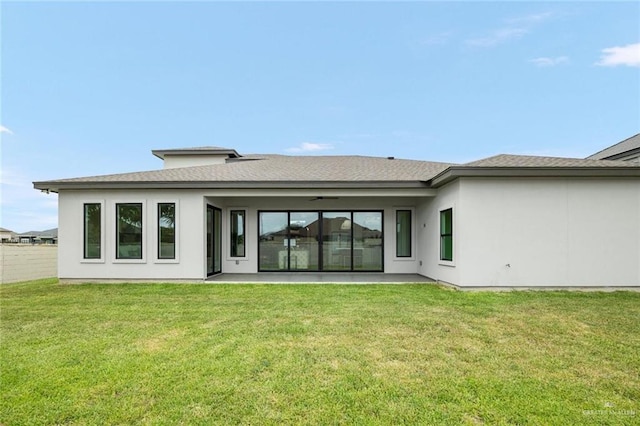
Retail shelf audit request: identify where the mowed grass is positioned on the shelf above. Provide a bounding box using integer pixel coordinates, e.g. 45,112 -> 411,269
1,280 -> 639,425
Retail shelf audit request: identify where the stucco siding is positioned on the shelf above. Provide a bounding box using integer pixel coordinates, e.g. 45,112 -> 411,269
456,178 -> 640,287
58,190 -> 207,280
419,180 -> 461,285
58,191 -> 430,280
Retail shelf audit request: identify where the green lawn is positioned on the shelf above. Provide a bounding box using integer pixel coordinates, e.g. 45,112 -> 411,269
1,279 -> 639,425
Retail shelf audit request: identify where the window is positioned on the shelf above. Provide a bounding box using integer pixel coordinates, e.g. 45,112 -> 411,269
396,210 -> 412,257
258,211 -> 383,272
440,208 -> 453,261
116,203 -> 143,259
230,210 -> 245,257
83,203 -> 101,259
158,203 -> 175,259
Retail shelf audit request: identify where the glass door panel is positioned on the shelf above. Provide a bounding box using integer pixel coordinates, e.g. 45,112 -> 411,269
322,212 -> 352,271
353,212 -> 383,271
207,205 -> 222,276
289,212 -> 319,271
259,212 -> 289,271
214,208 -> 222,274
206,206 -> 213,275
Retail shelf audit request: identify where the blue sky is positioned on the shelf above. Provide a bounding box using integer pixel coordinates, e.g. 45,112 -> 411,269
1,1 -> 639,232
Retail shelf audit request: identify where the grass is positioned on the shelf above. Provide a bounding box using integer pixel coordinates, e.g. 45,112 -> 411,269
1,279 -> 639,425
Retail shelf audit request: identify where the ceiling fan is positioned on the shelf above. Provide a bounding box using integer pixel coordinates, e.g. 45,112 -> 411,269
309,196 -> 339,201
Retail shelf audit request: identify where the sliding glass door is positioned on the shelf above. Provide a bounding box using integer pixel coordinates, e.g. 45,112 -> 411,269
290,212 -> 320,271
258,211 -> 383,272
353,212 -> 383,271
258,212 -> 288,271
322,212 -> 352,271
206,205 -> 222,276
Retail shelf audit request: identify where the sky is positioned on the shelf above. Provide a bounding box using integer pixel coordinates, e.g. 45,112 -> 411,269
1,1 -> 639,233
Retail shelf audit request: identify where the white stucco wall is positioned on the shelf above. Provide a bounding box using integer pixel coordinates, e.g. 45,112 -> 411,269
58,189 -> 207,280
58,190 -> 429,280
57,179 -> 640,287
454,177 -> 640,287
418,180 -> 461,285
162,155 -> 228,169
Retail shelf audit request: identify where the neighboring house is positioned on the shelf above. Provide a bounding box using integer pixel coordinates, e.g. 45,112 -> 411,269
0,228 -> 17,243
17,229 -> 58,245
33,141 -> 640,288
587,133 -> 640,163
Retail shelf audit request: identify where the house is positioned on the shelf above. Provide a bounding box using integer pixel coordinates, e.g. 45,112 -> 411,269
0,227 -> 17,243
33,140 -> 640,288
16,229 -> 58,245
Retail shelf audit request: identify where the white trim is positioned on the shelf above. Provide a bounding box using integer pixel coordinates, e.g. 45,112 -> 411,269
153,200 -> 180,264
80,200 -> 106,264
111,200 -> 147,264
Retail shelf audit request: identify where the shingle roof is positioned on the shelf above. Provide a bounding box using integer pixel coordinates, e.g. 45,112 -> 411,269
33,149 -> 640,193
430,153 -> 640,187
462,154 -> 640,168
34,154 -> 454,191
588,133 -> 640,160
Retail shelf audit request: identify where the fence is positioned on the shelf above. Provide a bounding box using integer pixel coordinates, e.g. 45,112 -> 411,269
0,244 -> 58,284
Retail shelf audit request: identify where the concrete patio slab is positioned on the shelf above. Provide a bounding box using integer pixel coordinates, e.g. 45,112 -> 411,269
206,273 -> 434,284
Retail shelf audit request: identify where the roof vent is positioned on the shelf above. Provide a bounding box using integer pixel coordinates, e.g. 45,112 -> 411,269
387,156 -> 395,160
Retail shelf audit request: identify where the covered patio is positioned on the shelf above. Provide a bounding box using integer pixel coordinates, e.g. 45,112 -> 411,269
207,273 -> 434,284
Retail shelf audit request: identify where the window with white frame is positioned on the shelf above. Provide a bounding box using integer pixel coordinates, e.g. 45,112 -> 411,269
158,203 -> 176,259
396,210 -> 412,257
230,210 -> 246,257
83,203 -> 102,259
440,208 -> 453,261
116,203 -> 143,259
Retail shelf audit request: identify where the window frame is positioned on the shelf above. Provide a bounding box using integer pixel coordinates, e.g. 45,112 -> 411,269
115,202 -> 145,262
156,202 -> 177,261
439,208 -> 454,263
257,210 -> 384,272
395,209 -> 413,258
230,209 -> 246,258
82,201 -> 105,263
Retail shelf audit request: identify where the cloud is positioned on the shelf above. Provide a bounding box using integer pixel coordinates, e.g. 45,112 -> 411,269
466,12 -> 554,47
595,43 -> 640,67
285,142 -> 334,153
420,31 -> 454,46
467,27 -> 528,47
506,12 -> 554,26
0,125 -> 14,135
529,56 -> 569,67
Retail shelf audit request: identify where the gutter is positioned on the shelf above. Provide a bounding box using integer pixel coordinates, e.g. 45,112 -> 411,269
33,180 -> 434,194
429,166 -> 640,187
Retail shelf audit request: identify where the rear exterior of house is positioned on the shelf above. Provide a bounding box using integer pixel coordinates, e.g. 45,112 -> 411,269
35,144 -> 640,288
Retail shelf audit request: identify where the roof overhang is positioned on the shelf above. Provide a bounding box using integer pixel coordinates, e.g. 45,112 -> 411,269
33,180 -> 434,195
152,148 -> 241,160
599,147 -> 640,161
430,166 -> 640,187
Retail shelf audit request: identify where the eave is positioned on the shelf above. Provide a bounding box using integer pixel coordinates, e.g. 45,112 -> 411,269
429,166 -> 640,187
33,180 -> 435,195
152,148 -> 241,160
